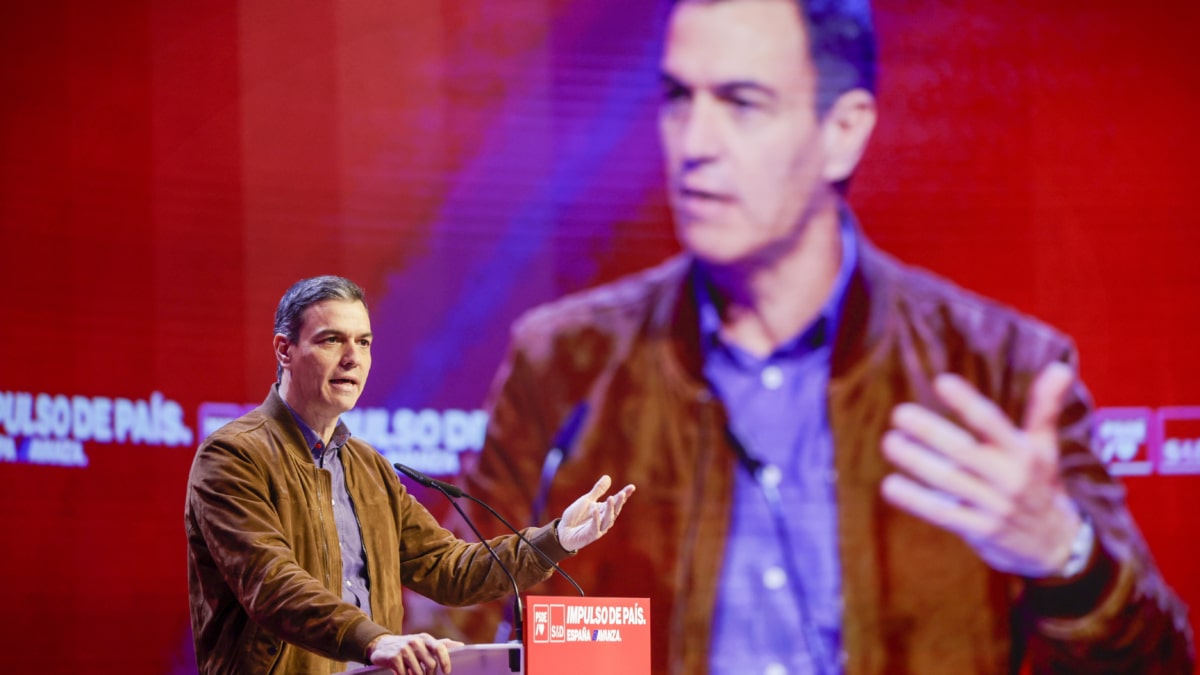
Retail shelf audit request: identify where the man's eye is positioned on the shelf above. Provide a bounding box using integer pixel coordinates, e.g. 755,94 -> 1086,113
727,96 -> 763,112
660,83 -> 689,105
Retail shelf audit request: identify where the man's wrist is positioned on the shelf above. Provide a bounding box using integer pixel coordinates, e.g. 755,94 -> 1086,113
551,517 -> 576,554
365,634 -> 388,661
1025,517 -> 1119,619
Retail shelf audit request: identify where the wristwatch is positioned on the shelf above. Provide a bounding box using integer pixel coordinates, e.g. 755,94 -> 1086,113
1059,513 -> 1095,578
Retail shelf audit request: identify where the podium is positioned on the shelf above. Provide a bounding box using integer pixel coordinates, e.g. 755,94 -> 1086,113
344,596 -> 650,675
524,596 -> 650,675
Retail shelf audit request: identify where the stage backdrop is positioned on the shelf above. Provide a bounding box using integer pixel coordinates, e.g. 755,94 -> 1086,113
1,1 -> 1197,673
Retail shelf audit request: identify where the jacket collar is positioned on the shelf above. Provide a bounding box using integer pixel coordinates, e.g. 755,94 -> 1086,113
262,384 -> 320,465
830,233 -> 895,380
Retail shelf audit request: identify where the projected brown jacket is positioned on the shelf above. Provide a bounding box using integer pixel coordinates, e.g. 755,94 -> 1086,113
184,386 -> 568,675
461,234 -> 1195,674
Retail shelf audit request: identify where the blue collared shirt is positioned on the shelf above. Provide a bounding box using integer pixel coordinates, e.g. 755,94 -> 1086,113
702,220 -> 857,675
284,401 -> 373,618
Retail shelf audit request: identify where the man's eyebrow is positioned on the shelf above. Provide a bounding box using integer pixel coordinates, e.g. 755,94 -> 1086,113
311,328 -> 373,340
659,71 -> 689,90
658,72 -> 777,100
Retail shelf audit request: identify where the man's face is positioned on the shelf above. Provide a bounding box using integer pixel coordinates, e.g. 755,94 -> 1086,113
278,299 -> 372,427
659,0 -> 837,266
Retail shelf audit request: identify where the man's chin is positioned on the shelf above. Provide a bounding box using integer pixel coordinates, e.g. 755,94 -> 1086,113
326,390 -> 362,412
683,237 -> 759,268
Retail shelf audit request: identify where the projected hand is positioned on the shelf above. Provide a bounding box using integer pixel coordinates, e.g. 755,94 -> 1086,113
367,633 -> 463,675
880,362 -> 1086,578
557,475 -> 636,552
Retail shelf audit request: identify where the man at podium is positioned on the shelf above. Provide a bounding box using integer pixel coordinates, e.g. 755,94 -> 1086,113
184,275 -> 634,675
454,0 -> 1194,673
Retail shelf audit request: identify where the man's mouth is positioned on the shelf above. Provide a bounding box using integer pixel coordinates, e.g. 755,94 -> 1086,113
674,186 -> 735,221
329,378 -> 357,388
679,185 -> 734,204
681,186 -> 726,200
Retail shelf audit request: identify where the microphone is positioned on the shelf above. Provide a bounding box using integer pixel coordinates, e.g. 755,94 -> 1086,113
395,462 -> 466,498
395,463 -> 526,642
394,463 -> 586,594
533,402 -> 589,523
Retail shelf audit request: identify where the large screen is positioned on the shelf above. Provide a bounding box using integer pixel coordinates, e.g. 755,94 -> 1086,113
1,1 -> 1197,672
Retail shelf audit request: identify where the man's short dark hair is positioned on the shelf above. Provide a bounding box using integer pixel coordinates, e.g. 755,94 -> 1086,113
670,0 -> 877,115
273,275 -> 367,378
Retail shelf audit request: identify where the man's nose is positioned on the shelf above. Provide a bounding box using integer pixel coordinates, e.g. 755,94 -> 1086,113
679,98 -> 722,166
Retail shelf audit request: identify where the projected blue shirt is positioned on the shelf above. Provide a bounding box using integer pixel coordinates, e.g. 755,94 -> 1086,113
701,217 -> 856,675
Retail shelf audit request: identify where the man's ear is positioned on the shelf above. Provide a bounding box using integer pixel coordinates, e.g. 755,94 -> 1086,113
820,88 -> 877,183
272,334 -> 292,371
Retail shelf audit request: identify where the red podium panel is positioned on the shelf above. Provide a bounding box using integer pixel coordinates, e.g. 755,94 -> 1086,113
524,596 -> 651,675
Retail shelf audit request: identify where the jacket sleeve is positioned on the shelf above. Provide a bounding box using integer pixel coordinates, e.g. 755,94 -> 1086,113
1018,350 -> 1195,672
187,436 -> 390,664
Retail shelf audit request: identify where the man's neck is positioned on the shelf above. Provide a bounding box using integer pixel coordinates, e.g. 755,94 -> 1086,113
277,380 -> 337,444
701,210 -> 843,358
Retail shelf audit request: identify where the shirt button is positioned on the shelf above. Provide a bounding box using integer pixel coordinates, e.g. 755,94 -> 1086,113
345,579 -> 352,588
761,366 -> 784,390
764,663 -> 788,675
760,464 -> 783,489
762,566 -> 787,590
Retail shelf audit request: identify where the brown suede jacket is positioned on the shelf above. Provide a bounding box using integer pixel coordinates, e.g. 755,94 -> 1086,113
460,236 -> 1194,674
185,386 -> 570,675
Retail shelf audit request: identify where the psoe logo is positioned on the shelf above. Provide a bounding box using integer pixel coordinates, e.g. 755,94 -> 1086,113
1157,407 -> 1200,476
531,604 -> 550,644
1092,408 -> 1155,476
530,603 -> 566,644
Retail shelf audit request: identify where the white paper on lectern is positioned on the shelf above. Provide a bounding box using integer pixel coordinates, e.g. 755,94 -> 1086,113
342,642 -> 523,675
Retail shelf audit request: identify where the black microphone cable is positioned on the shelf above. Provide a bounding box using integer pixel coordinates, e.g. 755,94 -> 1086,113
726,428 -> 837,675
395,463 -> 526,642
